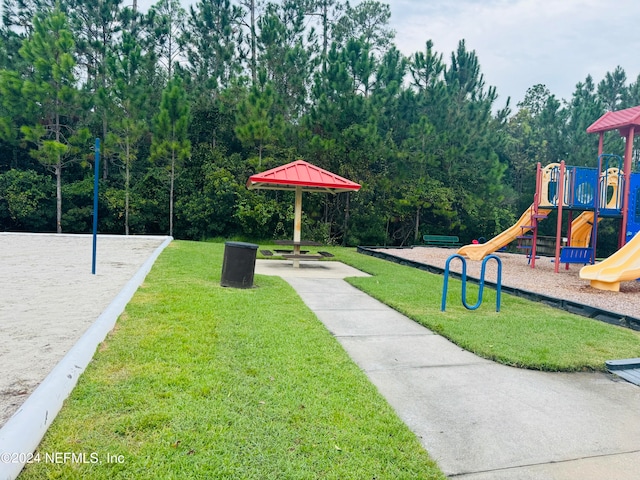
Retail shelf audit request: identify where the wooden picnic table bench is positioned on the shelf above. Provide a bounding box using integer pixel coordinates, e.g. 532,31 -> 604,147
423,234 -> 461,247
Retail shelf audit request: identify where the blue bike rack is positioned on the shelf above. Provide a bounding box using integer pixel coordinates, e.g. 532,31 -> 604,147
441,254 -> 502,312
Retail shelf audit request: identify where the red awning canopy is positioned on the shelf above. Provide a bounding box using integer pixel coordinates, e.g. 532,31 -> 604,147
246,160 -> 361,194
587,105 -> 640,134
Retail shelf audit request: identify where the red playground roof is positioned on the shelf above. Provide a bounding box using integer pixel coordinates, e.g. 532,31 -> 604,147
587,105 -> 640,134
246,160 -> 361,193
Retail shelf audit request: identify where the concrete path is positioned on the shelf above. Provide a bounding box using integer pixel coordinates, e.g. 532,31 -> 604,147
258,261 -> 640,479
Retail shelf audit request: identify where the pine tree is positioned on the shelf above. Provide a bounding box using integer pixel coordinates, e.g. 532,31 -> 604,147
257,1 -> 318,120
238,0 -> 262,84
65,0 -> 124,179
235,78 -> 284,167
332,0 -> 394,55
107,31 -> 149,235
18,8 -> 89,233
597,66 -> 626,112
185,0 -> 243,95
146,0 -> 187,77
151,76 -> 191,237
302,0 -> 344,74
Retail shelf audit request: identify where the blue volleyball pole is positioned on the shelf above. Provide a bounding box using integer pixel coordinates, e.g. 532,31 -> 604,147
92,138 -> 100,275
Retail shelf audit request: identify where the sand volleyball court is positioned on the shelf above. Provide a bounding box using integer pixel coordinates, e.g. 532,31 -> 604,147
0,233 -> 169,428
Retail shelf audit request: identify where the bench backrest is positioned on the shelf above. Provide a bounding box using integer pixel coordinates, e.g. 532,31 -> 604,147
423,235 -> 459,243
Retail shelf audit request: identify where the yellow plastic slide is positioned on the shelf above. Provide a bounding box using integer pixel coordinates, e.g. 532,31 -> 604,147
570,211 -> 595,248
579,232 -> 640,292
457,205 -> 551,261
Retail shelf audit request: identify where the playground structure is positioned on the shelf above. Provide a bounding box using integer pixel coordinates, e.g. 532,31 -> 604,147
458,105 -> 640,291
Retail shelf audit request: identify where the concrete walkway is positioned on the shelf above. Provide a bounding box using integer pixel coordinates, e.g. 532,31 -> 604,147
257,260 -> 640,480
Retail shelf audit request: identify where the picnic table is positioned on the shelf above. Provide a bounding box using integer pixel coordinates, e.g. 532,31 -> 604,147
273,240 -> 323,261
262,240 -> 334,266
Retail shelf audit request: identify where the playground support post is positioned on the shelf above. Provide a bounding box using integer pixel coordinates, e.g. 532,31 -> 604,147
554,161 -> 565,274
92,138 -> 100,275
621,126 -> 635,248
531,163 -> 542,269
596,132 -> 605,262
592,154 -> 604,265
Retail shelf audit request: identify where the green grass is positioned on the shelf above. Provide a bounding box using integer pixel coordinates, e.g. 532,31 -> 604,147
309,246 -> 640,372
20,241 -> 444,480
19,241 -> 640,478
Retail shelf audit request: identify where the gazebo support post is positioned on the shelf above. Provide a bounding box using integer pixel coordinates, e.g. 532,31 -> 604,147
293,185 -> 302,268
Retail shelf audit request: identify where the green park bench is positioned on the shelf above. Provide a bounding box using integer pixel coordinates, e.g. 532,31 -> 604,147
423,235 -> 461,248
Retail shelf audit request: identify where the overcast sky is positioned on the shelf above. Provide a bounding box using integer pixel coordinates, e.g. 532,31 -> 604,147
388,0 -> 640,108
138,0 -> 640,108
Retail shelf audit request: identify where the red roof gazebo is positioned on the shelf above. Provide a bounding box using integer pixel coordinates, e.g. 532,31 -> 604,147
247,160 -> 361,266
246,159 -> 361,192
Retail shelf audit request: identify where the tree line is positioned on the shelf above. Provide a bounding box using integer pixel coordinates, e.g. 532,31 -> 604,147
0,0 -> 638,247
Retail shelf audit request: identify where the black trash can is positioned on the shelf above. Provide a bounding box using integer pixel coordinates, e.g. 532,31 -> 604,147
221,241 -> 259,288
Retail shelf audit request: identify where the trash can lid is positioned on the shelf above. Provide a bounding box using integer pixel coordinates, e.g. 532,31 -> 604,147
224,241 -> 259,249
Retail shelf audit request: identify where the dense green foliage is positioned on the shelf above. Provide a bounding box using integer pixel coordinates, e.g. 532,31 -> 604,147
1,0 -> 639,245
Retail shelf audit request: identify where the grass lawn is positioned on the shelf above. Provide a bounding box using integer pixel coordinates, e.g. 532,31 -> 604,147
20,241 -> 445,480
306,246 -> 640,372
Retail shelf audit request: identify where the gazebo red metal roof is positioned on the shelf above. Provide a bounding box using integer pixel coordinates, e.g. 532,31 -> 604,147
246,159 -> 361,193
587,105 -> 640,134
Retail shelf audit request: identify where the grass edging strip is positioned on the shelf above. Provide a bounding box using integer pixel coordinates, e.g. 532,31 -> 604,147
357,246 -> 640,331
0,236 -> 173,480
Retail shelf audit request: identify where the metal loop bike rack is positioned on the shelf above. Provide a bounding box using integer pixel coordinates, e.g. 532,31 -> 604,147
441,254 -> 502,312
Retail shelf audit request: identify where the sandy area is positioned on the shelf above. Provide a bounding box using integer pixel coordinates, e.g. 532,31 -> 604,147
0,233 -> 167,428
375,247 -> 640,321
